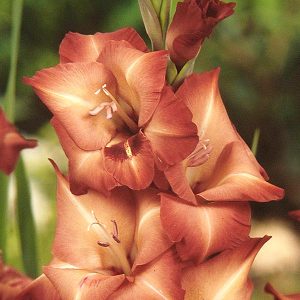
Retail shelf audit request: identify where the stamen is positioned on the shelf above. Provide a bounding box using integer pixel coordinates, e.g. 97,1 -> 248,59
187,139 -> 212,167
91,83 -> 138,133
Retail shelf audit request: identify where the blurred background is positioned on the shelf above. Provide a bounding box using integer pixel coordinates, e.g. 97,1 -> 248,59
0,0 -> 299,298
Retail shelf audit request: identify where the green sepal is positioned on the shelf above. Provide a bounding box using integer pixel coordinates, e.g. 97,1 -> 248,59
171,56 -> 196,89
151,0 -> 162,15
139,0 -> 164,50
166,59 -> 178,84
159,0 -> 171,41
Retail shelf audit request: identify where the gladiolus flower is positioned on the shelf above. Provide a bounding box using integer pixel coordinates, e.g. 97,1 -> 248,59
24,30 -> 198,194
166,0 -> 236,67
165,68 -> 284,205
0,108 -> 37,175
0,256 -> 32,300
36,161 -> 183,299
160,68 -> 283,263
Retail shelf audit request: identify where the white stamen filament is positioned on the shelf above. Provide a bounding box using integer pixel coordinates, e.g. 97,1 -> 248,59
90,83 -> 138,133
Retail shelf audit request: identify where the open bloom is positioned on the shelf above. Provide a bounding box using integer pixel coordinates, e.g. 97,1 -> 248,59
166,0 -> 236,67
160,68 -> 283,263
21,161 -> 183,299
0,108 -> 37,175
0,256 -> 32,300
25,28 -> 198,195
165,68 -> 284,205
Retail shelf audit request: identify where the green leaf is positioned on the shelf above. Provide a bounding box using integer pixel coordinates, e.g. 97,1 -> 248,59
251,128 -> 261,157
4,0 -> 24,122
0,173 -> 9,259
15,156 -> 38,278
138,0 -> 164,50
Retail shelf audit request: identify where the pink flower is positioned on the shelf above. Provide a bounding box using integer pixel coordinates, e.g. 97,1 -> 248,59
0,108 -> 37,175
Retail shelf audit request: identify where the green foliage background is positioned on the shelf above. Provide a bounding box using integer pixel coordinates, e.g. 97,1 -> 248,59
0,0 -> 299,299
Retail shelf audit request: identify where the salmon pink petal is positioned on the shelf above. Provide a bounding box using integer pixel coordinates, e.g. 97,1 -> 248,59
160,193 -> 251,263
195,141 -> 284,202
288,210 -> 300,222
98,41 -> 168,126
44,267 -> 125,300
144,86 -> 198,167
0,108 -> 37,175
51,118 -> 118,195
104,132 -> 154,190
51,162 -> 136,272
164,163 -> 196,204
265,282 -> 300,300
16,274 -> 60,300
24,62 -> 120,151
59,27 -> 147,63
132,189 -> 173,269
182,236 -> 271,300
110,249 -> 184,299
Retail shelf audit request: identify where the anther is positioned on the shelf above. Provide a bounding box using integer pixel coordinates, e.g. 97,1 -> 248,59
111,220 -> 120,243
97,241 -> 110,247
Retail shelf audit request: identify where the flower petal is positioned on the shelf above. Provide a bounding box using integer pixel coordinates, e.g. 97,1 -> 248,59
16,274 -> 60,300
195,141 -> 284,202
110,249 -> 184,299
0,108 -> 37,175
59,27 -> 147,63
51,118 -> 118,195
160,193 -> 251,263
144,86 -> 198,167
50,161 -> 136,272
98,41 -> 168,126
24,62 -> 120,150
164,162 -> 197,204
104,132 -> 154,190
44,267 -> 125,300
264,282 -> 300,300
182,236 -> 271,300
132,188 -> 173,269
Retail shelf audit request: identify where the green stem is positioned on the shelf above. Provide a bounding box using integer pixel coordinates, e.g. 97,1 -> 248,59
0,174 -> 9,259
4,0 -> 24,122
15,157 -> 38,278
251,128 -> 261,157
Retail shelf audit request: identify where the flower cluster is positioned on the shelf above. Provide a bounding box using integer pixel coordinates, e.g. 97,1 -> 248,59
1,0 -> 293,299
